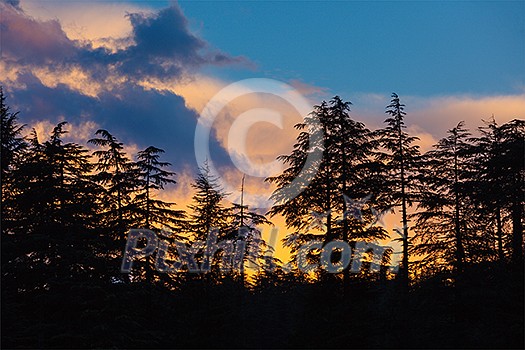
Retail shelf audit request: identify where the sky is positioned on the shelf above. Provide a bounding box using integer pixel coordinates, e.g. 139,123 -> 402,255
1,0 -> 524,257
178,0 -> 525,96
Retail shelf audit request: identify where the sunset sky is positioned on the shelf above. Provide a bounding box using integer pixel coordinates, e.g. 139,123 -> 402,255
1,0 -> 524,257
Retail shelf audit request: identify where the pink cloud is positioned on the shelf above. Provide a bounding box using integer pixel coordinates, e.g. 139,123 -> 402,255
0,3 -> 76,64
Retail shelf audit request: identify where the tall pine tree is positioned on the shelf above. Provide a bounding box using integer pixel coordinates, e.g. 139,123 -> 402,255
268,96 -> 387,281
88,129 -> 139,240
376,93 -> 421,287
413,122 -> 473,274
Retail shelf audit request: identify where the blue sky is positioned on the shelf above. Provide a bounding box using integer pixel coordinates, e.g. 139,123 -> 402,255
176,0 -> 525,96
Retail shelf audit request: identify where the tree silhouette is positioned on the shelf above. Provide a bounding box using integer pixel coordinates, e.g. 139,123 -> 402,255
465,119 -> 525,267
1,88 -> 523,349
0,88 -> 26,179
413,122 -> 473,274
186,161 -> 233,283
135,146 -> 185,231
376,93 -> 421,287
88,129 -> 138,240
467,118 -> 510,262
1,88 -> 26,236
225,177 -> 272,286
134,145 -> 186,283
3,122 -> 104,291
268,96 -> 388,283
496,120 -> 525,266
188,161 -> 232,242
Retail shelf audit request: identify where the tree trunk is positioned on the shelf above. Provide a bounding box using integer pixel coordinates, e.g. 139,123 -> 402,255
511,193 -> 523,266
496,207 -> 504,261
398,120 -> 409,289
453,147 -> 464,273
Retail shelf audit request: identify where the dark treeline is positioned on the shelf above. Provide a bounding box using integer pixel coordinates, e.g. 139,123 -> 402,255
1,88 -> 523,348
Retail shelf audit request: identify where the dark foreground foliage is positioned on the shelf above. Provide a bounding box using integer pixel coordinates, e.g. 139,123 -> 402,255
2,263 -> 523,349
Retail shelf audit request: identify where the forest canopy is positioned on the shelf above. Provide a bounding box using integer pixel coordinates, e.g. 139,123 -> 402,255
1,88 -> 523,348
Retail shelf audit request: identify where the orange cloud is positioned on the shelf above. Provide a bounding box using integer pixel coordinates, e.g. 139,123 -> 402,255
354,93 -> 525,143
32,66 -> 103,98
406,125 -> 438,152
139,75 -> 225,113
19,0 -> 148,51
409,94 -> 525,136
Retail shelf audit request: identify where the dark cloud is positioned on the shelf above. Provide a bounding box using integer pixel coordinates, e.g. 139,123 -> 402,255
0,4 -> 76,66
0,1 -> 240,171
0,2 -> 247,81
10,72 -> 95,119
9,71 -> 231,170
128,6 -> 205,61
1,0 -> 20,10
115,6 -> 250,79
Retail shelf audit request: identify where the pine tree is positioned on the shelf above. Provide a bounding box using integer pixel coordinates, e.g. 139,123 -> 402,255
88,129 -> 139,240
0,87 -> 26,179
186,162 -> 233,281
135,146 -> 185,231
225,176 -> 272,286
468,118 -> 509,262
134,145 -> 186,283
497,120 -> 524,266
4,122 -> 104,291
188,162 -> 232,241
468,119 -> 524,267
413,122 -> 473,274
0,87 -> 27,236
376,93 -> 421,286
267,96 -> 387,281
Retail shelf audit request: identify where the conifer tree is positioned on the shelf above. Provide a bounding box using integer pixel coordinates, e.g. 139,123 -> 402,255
88,129 -> 139,239
135,146 -> 186,231
413,122 -> 473,273
496,120 -> 525,266
4,122 -> 103,290
468,118 -> 509,262
470,119 -> 525,266
186,162 -> 233,280
226,176 -> 272,286
0,87 -> 26,236
134,145 -> 186,283
376,93 -> 421,286
188,162 -> 232,241
268,96 -> 387,280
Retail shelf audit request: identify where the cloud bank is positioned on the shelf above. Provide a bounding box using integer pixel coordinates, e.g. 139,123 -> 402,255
0,0 -> 246,167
